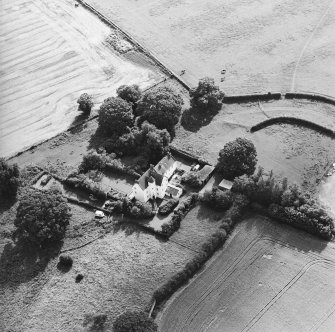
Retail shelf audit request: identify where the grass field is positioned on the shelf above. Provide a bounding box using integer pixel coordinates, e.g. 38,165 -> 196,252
158,214 -> 335,332
173,99 -> 335,192
88,0 -> 335,96
0,0 -> 163,158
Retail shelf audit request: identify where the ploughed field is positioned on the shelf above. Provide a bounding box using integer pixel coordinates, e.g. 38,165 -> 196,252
0,0 -> 162,158
158,215 -> 335,332
88,0 -> 335,97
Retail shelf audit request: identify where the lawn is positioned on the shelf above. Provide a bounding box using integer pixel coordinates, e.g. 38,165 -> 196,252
158,213 -> 335,332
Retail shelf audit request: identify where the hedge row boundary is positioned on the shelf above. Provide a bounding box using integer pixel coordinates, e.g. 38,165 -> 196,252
169,146 -> 211,166
223,92 -> 282,103
285,92 -> 335,106
77,0 -> 191,91
250,116 -> 335,137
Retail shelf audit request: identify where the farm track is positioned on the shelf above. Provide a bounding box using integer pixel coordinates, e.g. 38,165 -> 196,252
0,0 -> 162,158
159,218 -> 335,332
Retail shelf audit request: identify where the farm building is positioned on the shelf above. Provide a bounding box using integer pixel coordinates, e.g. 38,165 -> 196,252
218,179 -> 233,191
130,153 -> 177,202
166,184 -> 183,199
197,165 -> 215,185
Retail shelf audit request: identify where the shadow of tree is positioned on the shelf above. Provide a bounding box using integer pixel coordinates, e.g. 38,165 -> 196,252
70,108 -> 90,129
0,239 -> 62,285
88,126 -> 109,151
181,107 -> 218,132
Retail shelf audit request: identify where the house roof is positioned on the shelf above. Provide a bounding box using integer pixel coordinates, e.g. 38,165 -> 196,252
166,185 -> 181,197
198,165 -> 215,182
218,179 -> 233,190
136,153 -> 176,190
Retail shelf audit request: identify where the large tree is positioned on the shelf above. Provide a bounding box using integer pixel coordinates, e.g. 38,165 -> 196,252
0,158 -> 20,199
137,86 -> 183,132
190,77 -> 224,114
217,138 -> 257,180
117,84 -> 142,105
77,93 -> 94,114
113,311 -> 157,332
14,190 -> 71,245
98,97 -> 133,136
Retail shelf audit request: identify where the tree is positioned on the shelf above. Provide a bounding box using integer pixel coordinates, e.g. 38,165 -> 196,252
0,158 -> 20,199
190,77 -> 224,114
79,150 -> 107,173
117,84 -> 142,105
113,311 -> 157,332
98,97 -> 133,136
14,190 -> 71,245
77,93 -> 93,114
137,86 -> 183,133
217,138 -> 257,180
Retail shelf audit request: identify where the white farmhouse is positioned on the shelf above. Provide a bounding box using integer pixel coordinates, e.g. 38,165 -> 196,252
130,153 -> 177,202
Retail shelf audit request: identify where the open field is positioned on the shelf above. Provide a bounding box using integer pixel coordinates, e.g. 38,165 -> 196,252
0,202 -> 198,332
158,214 -> 335,332
320,174 -> 335,217
0,0 -> 163,158
173,99 -> 335,193
88,0 -> 335,96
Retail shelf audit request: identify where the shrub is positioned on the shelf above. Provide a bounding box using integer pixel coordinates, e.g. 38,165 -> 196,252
161,193 -> 198,237
113,311 -> 157,332
200,187 -> 233,211
77,93 -> 93,113
0,158 -> 20,200
217,138 -> 257,180
158,198 -> 179,215
181,171 -> 203,188
14,189 -> 71,245
59,255 -> 73,269
79,150 -> 108,173
105,158 -> 141,179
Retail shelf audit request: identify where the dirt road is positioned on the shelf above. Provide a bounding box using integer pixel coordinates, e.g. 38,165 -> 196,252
0,0 -> 162,158
158,215 -> 335,332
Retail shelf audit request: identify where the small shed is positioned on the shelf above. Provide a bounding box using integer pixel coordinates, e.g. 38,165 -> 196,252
198,165 -> 215,185
218,179 -> 233,191
166,184 -> 183,199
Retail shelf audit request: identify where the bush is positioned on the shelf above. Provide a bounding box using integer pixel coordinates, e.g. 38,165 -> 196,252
200,187 -> 233,211
59,255 -> 73,268
161,193 -> 198,237
181,171 -> 203,188
158,198 -> 179,215
113,311 -> 157,332
105,158 -> 141,179
0,158 -> 20,200
14,189 -> 71,245
233,169 -> 334,239
79,150 -> 108,173
217,138 -> 257,180
77,93 -> 93,113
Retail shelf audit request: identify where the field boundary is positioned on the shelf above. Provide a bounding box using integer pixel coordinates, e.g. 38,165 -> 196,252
285,92 -> 335,106
250,117 -> 335,138
76,0 -> 191,91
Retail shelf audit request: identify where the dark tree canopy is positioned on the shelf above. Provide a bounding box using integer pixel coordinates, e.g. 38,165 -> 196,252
77,93 -> 93,113
137,86 -> 183,132
113,311 -> 158,332
14,190 -> 71,245
0,158 -> 20,199
190,77 -> 224,114
117,84 -> 142,104
79,150 -> 107,173
217,138 -> 257,180
98,97 -> 134,136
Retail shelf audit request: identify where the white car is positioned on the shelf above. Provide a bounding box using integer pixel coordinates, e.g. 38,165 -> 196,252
95,210 -> 105,218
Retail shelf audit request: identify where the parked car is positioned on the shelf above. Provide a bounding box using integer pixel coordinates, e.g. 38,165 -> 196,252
95,210 -> 105,218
